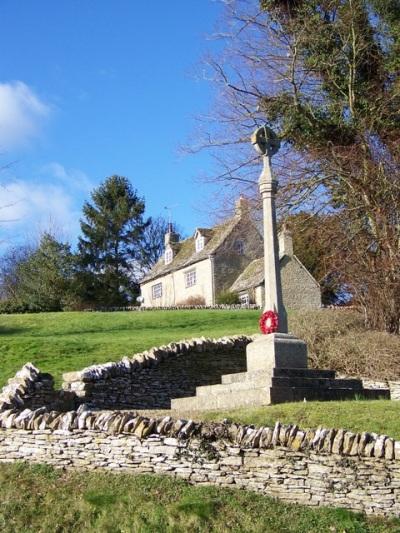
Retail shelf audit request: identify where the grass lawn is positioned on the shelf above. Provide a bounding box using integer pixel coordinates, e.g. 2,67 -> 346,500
0,309 -> 260,386
0,463 -> 398,532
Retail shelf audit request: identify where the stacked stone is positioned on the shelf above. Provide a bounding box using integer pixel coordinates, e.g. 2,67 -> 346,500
85,304 -> 260,312
0,408 -> 400,516
0,397 -> 397,460
388,382 -> 400,400
62,335 -> 254,408
0,363 -> 42,411
0,363 -> 75,413
1,424 -> 398,515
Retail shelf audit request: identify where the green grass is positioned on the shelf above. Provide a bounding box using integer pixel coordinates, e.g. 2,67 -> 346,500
0,309 -> 260,386
0,463 -> 398,532
1,307 -> 400,387
2,310 -> 400,529
199,399 -> 400,440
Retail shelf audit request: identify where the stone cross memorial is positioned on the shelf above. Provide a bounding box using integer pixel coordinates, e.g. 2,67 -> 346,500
169,125 -> 388,409
246,125 -> 308,373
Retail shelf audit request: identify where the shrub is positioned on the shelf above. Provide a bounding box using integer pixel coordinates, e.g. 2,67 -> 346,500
176,295 -> 206,306
216,290 -> 240,305
289,309 -> 400,380
0,300 -> 43,314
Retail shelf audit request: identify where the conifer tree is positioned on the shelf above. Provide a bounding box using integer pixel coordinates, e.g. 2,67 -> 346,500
1,233 -> 75,311
77,175 -> 149,306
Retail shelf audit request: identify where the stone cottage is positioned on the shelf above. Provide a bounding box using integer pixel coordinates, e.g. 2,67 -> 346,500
140,198 -> 321,309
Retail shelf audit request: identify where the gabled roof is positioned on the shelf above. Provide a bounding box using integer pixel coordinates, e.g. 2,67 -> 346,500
230,258 -> 264,293
194,227 -> 212,237
230,254 -> 320,293
141,216 -> 241,284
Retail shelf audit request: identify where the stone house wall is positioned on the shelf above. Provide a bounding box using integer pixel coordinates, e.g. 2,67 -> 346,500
280,255 -> 321,309
141,216 -> 263,307
140,258 -> 214,306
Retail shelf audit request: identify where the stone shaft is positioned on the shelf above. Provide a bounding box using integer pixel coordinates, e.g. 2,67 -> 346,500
259,156 -> 288,333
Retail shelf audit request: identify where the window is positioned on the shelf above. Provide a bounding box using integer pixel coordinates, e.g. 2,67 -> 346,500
165,248 -> 173,264
239,293 -> 249,306
234,239 -> 244,255
195,236 -> 205,252
151,283 -> 162,299
184,269 -> 196,288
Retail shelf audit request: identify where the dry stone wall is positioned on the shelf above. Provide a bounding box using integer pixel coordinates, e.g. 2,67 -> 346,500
0,403 -> 399,516
1,361 -> 400,516
0,363 -> 75,412
62,335 -> 253,409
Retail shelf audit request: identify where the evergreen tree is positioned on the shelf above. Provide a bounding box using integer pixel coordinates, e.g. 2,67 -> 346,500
136,216 -> 171,276
11,234 -> 74,311
77,175 -> 149,306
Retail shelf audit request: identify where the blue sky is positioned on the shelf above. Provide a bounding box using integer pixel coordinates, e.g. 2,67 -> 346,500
0,0 -> 224,249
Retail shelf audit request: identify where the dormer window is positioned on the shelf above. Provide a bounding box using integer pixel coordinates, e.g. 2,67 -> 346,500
165,247 -> 173,264
196,236 -> 205,252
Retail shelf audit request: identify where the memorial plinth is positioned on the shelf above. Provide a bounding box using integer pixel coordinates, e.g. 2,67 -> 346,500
246,333 -> 307,373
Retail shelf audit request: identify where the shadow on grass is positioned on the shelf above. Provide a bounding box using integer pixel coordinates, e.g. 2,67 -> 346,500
0,326 -> 26,335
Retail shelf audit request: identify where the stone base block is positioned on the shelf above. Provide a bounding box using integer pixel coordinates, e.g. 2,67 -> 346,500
246,333 -> 307,372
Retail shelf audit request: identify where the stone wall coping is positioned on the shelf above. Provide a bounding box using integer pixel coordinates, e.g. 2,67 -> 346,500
62,334 -> 256,384
84,304 -> 261,312
0,399 -> 397,461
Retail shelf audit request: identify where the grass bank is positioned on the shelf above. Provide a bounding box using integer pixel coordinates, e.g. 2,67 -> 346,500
0,309 -> 259,386
0,307 -> 399,387
0,463 -> 397,532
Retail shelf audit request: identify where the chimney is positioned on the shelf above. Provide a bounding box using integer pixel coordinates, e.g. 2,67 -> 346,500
165,224 -> 179,246
278,226 -> 293,257
235,195 -> 249,218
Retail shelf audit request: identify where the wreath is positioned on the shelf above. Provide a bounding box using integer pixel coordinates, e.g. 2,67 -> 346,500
259,310 -> 279,334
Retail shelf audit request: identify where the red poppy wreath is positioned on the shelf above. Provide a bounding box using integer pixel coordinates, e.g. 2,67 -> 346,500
259,310 -> 279,334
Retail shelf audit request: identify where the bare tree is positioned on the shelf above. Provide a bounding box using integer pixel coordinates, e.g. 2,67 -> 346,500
189,0 -> 400,332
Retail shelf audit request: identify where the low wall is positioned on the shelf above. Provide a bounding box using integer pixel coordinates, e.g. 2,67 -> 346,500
84,304 -> 261,312
62,335 -> 253,409
0,405 -> 399,516
1,363 -> 400,516
0,363 -> 75,412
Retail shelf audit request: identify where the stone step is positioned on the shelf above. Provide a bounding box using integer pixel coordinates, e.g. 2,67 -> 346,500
171,383 -> 390,411
196,376 -> 363,398
196,380 -> 268,397
221,368 -> 336,385
221,372 -> 248,384
171,386 -> 271,411
270,377 -> 363,389
273,368 -> 336,379
270,386 -> 389,403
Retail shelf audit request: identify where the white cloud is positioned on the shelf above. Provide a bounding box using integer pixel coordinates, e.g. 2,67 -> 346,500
0,179 -> 81,245
0,81 -> 51,150
41,162 -> 94,192
0,163 -> 95,248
